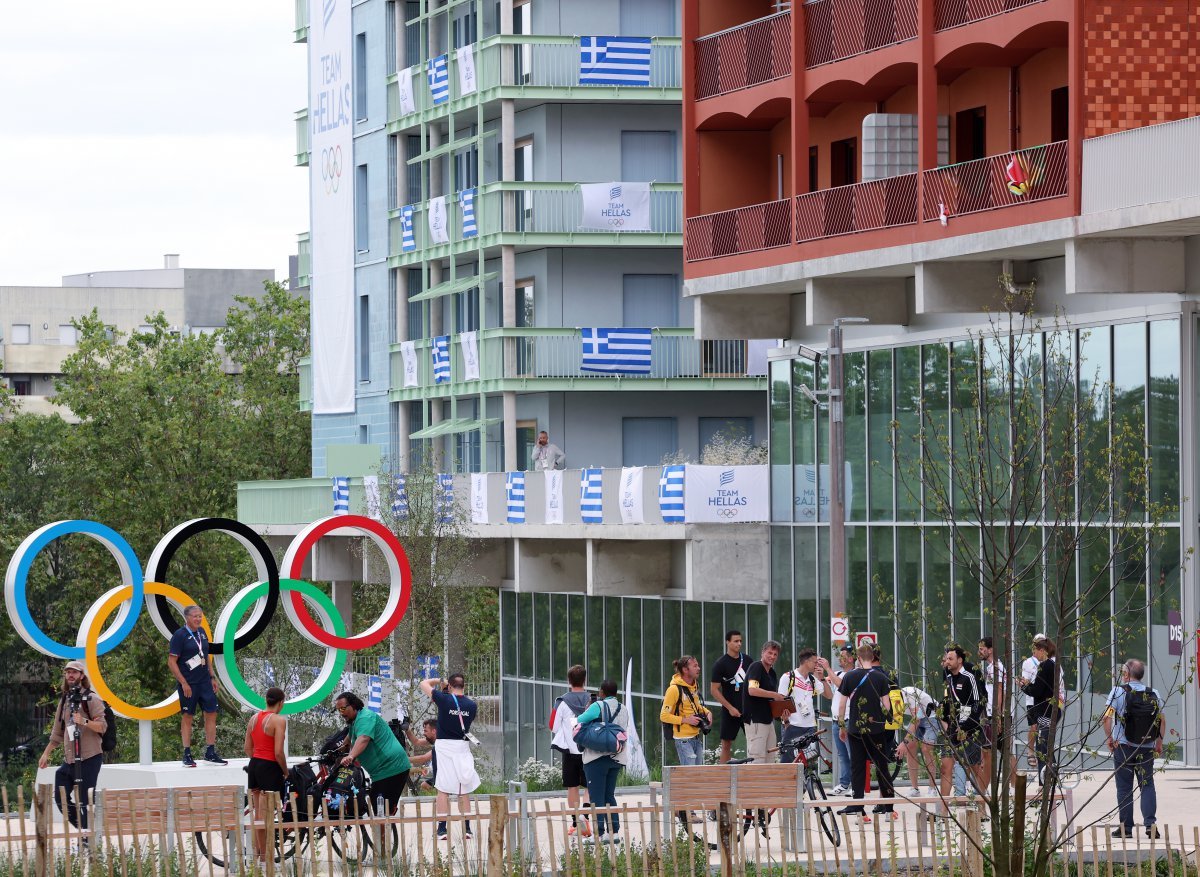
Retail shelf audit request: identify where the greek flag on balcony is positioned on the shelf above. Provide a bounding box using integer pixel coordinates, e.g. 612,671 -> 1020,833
580,327 -> 652,375
400,205 -> 416,252
437,473 -> 455,523
580,468 -> 604,523
392,475 -> 409,520
460,188 -> 478,238
332,476 -> 350,515
378,656 -> 393,680
427,54 -> 450,104
579,36 -> 651,86
367,675 -> 383,713
432,335 -> 451,383
659,464 -> 685,523
506,471 -> 526,523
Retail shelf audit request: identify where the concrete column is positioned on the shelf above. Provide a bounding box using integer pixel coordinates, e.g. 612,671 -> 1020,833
914,261 -> 1008,314
503,391 -> 517,470
331,581 -> 354,633
791,3 -> 809,198
805,277 -> 908,326
695,292 -> 792,340
1065,238 -> 1186,295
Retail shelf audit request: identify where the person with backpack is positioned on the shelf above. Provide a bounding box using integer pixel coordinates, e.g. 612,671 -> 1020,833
779,649 -> 833,763
1103,659 -> 1165,839
661,656 -> 713,767
836,643 -> 901,821
335,691 -> 413,816
550,665 -> 594,837
39,660 -> 109,834
575,679 -> 631,844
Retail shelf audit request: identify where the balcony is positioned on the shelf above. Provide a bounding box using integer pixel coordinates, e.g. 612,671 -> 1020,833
294,109 -> 309,166
934,0 -> 1045,31
794,173 -> 918,241
388,329 -> 766,398
684,199 -> 792,261
922,141 -> 1068,221
389,182 -> 682,262
298,356 -> 312,411
695,12 -> 791,100
294,0 -> 307,42
804,0 -> 917,68
295,232 -> 311,289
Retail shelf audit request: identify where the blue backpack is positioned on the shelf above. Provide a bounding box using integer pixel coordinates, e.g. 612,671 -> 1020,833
574,701 -> 627,754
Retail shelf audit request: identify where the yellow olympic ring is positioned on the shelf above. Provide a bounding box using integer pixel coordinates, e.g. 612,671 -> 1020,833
83,581 -> 212,722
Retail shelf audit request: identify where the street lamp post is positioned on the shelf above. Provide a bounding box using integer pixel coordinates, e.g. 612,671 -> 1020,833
827,317 -> 868,620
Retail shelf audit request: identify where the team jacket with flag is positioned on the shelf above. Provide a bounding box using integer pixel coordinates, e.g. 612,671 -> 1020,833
941,669 -> 985,733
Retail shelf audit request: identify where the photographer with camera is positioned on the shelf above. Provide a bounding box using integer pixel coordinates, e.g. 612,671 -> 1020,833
661,656 -> 712,767
420,673 -> 481,842
39,661 -> 108,835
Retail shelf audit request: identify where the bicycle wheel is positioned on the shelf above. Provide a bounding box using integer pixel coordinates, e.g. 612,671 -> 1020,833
195,810 -> 306,867
806,775 -> 841,847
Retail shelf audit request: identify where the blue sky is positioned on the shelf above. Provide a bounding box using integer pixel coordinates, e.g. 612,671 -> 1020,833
0,2 -> 307,285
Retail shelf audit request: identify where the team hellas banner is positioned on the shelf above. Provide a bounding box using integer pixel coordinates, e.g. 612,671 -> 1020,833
456,44 -> 477,96
470,473 -> 488,524
399,340 -> 419,387
396,66 -> 417,116
683,465 -> 769,523
428,195 -> 450,244
579,182 -> 651,231
461,330 -> 479,380
619,467 -> 644,524
793,463 -> 853,522
362,475 -> 381,520
309,0 -> 356,414
544,470 -> 564,524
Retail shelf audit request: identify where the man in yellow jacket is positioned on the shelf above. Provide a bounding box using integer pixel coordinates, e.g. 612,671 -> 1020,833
661,655 -> 713,767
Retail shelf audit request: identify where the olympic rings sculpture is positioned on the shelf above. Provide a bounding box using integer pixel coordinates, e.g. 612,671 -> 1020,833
3,515 -> 411,721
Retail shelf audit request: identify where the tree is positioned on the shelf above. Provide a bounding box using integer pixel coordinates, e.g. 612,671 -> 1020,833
0,362 -> 15,422
890,278 -> 1185,877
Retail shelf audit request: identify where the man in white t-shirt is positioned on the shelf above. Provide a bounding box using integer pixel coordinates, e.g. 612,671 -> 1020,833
1020,636 -> 1042,768
978,636 -> 1010,785
779,649 -> 833,764
894,686 -> 938,797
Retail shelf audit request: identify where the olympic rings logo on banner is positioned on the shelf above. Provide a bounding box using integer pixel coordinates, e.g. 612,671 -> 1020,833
321,145 -> 342,194
3,515 -> 411,721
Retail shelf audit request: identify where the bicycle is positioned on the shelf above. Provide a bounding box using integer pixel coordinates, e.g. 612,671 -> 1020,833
730,730 -> 841,848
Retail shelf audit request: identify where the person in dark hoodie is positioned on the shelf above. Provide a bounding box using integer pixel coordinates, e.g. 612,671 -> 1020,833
549,664 -> 594,837
1019,636 -> 1061,784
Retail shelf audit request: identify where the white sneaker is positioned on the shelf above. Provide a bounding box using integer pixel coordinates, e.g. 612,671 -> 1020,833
908,787 -> 922,798
830,784 -> 850,796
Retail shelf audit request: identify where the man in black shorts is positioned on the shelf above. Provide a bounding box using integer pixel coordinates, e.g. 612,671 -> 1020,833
709,630 -> 751,763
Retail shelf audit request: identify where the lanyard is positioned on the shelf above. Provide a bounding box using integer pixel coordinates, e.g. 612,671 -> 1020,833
451,693 -> 467,733
189,628 -> 205,658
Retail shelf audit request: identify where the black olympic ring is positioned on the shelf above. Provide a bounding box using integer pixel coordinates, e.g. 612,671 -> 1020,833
143,518 -> 280,655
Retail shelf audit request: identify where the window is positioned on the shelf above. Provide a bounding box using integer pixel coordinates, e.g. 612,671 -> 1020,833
622,417 -> 677,466
454,286 -> 480,333
358,295 -> 371,381
516,420 -> 537,473
404,1 -> 421,68
700,417 -> 754,450
514,138 -> 533,230
59,325 -> 78,346
954,106 -> 986,162
387,136 -> 398,210
622,275 -> 677,327
514,280 -> 534,374
1050,86 -> 1069,142
452,10 -> 477,48
514,0 -> 531,82
620,0 -> 675,37
385,2 -> 397,72
830,138 -> 857,187
406,268 -> 424,340
405,135 -> 422,204
620,131 -> 678,182
359,425 -> 369,444
355,164 -> 370,251
12,377 -> 32,396
355,33 -> 368,121
808,146 -> 818,192
454,144 -> 479,190
10,324 -> 30,344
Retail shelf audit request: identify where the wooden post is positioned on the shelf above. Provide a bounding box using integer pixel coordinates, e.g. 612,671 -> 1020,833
717,802 -> 734,877
33,785 -> 50,877
1012,772 -> 1028,877
487,794 -> 509,877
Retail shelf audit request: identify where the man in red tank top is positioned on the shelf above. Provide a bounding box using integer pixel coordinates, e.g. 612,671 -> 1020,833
244,687 -> 288,863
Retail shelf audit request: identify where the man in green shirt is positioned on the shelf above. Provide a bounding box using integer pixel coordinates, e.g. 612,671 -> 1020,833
335,691 -> 411,812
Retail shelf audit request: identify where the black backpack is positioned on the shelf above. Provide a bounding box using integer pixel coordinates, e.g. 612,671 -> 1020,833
661,684 -> 686,740
69,696 -> 118,754
1121,685 -> 1161,745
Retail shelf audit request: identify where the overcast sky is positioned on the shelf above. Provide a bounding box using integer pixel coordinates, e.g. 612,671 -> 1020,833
0,3 -> 307,286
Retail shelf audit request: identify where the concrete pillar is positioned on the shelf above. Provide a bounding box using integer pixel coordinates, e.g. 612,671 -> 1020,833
914,261 -> 1008,314
694,292 -> 792,340
331,581 -> 354,634
805,277 -> 908,326
588,541 -> 673,596
1065,238 -> 1186,295
515,539 -> 587,592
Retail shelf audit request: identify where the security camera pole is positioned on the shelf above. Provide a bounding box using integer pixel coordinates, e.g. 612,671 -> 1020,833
828,317 -> 868,618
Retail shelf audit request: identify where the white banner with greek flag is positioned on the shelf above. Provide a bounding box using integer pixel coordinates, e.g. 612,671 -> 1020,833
683,465 -> 769,523
456,44 -> 477,95
400,205 -> 416,252
579,182 -> 651,232
392,475 -> 408,519
367,675 -> 383,713
432,335 -> 451,383
460,188 -> 478,238
579,36 -> 651,86
397,66 -> 417,115
470,473 -> 488,524
581,327 -> 652,375
428,195 -> 450,244
461,330 -> 480,380
332,476 -> 350,515
544,470 -> 564,524
580,468 -> 604,523
427,54 -> 450,104
659,464 -> 685,523
437,473 -> 454,523
363,475 -> 381,520
506,471 -> 526,523
619,467 -> 644,524
399,340 -> 419,387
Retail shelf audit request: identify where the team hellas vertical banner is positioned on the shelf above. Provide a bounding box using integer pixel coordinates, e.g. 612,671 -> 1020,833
470,473 -> 488,524
683,465 -> 769,523
399,340 -> 419,387
396,66 -> 416,116
428,195 -> 450,244
362,475 -> 381,520
544,469 -> 564,524
619,467 -> 644,524
309,0 -> 356,414
461,330 -> 480,380
456,44 -> 477,96
579,182 -> 651,231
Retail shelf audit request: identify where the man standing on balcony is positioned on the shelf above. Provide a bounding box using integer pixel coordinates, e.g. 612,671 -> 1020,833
532,431 -> 566,470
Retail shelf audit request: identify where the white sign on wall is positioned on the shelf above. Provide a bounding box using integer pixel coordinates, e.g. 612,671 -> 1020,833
428,196 -> 450,244
363,475 -> 381,520
579,182 -> 651,231
396,66 -> 416,115
470,473 -> 488,524
461,331 -> 479,381
456,45 -> 477,96
309,0 -> 356,414
793,464 -> 854,522
399,341 -> 419,388
619,467 -> 644,524
545,470 -> 564,524
683,465 -> 769,523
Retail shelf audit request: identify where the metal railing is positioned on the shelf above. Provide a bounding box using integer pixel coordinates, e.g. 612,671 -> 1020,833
387,61 -> 431,121
685,198 -> 792,261
695,11 -> 791,99
474,36 -> 682,91
794,172 -> 918,241
935,0 -> 1045,30
804,0 -> 918,67
293,108 -> 309,164
922,140 -> 1068,221
1082,114 -> 1200,213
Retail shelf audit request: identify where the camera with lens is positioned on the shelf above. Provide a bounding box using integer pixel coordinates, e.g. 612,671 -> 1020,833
67,685 -> 84,712
696,714 -> 712,735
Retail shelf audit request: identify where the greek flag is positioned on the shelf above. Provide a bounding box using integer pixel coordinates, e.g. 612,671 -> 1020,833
418,655 -> 440,680
506,471 -> 526,523
332,476 -> 350,515
392,475 -> 408,519
460,188 -> 477,238
580,468 -> 604,523
367,675 -> 383,713
437,473 -> 454,523
659,464 -> 685,523
378,656 -> 393,680
581,328 -> 652,375
432,335 -> 451,383
579,36 -> 652,86
400,205 -> 416,252
427,54 -> 450,104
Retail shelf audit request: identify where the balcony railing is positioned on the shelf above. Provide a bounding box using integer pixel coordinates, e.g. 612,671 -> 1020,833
1082,115 -> 1200,214
294,109 -> 309,166
794,173 -> 918,241
934,0 -> 1044,30
391,183 -> 682,255
696,12 -> 791,100
805,0 -> 918,68
684,199 -> 792,261
922,140 -> 1068,221
294,0 -> 308,40
390,329 -> 758,391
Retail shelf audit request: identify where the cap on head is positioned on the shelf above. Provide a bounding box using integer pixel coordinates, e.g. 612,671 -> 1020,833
65,660 -> 86,673
838,644 -> 855,655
